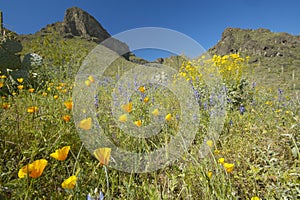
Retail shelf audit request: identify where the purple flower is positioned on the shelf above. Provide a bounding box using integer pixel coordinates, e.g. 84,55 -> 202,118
94,95 -> 99,109
203,102 -> 207,110
239,105 -> 246,115
87,190 -> 104,200
193,88 -> 200,102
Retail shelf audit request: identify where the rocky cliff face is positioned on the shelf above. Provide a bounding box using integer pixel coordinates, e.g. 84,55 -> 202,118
37,7 -> 130,55
63,7 -> 110,41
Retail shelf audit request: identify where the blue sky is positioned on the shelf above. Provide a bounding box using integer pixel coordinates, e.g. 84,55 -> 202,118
1,0 -> 300,60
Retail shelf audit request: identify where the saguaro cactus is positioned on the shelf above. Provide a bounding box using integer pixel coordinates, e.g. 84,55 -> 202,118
0,10 -> 3,35
0,10 -> 23,70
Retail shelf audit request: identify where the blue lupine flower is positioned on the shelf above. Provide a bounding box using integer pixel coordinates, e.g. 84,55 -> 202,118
193,87 -> 200,102
203,102 -> 207,110
239,105 -> 246,115
87,189 -> 104,200
94,94 -> 99,109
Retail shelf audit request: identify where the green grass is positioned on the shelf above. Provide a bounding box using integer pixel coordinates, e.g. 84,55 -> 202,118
0,34 -> 299,199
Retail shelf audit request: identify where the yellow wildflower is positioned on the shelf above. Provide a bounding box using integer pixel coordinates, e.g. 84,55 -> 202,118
165,113 -> 172,121
62,115 -> 71,122
138,86 -> 145,93
94,147 -> 111,166
85,80 -> 91,86
64,101 -> 73,110
2,103 -> 10,109
218,157 -> 225,164
121,102 -> 132,113
50,146 -> 71,161
119,114 -> 127,122
18,159 -> 48,178
134,120 -> 142,127
214,149 -> 220,155
17,78 -> 23,83
27,106 -> 39,113
88,75 -> 95,83
143,97 -> 149,103
17,85 -> 24,90
62,175 -> 77,189
79,117 -> 92,130
206,140 -> 214,148
28,88 -> 35,93
56,86 -> 62,90
265,101 -> 272,106
207,171 -> 213,178
223,163 -> 234,173
152,108 -> 159,116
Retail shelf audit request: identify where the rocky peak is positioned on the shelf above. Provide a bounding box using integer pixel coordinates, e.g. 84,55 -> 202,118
37,7 -> 130,56
63,7 -> 110,42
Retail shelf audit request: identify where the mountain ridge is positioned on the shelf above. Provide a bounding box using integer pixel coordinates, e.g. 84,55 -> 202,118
15,7 -> 300,65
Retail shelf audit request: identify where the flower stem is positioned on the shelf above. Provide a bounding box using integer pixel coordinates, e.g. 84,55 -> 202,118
104,166 -> 109,196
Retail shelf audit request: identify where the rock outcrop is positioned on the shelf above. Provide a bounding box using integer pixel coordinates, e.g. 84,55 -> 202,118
209,27 -> 300,59
38,7 -> 130,55
63,7 -> 110,41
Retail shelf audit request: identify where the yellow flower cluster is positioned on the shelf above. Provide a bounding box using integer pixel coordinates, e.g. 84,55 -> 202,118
178,54 -> 249,86
218,157 -> 235,173
212,54 -> 249,84
27,106 -> 39,113
178,60 -> 203,82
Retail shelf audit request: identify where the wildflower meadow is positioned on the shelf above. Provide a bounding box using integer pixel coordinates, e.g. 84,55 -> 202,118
0,33 -> 299,200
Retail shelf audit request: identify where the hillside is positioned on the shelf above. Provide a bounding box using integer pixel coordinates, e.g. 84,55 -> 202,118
209,27 -> 300,91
